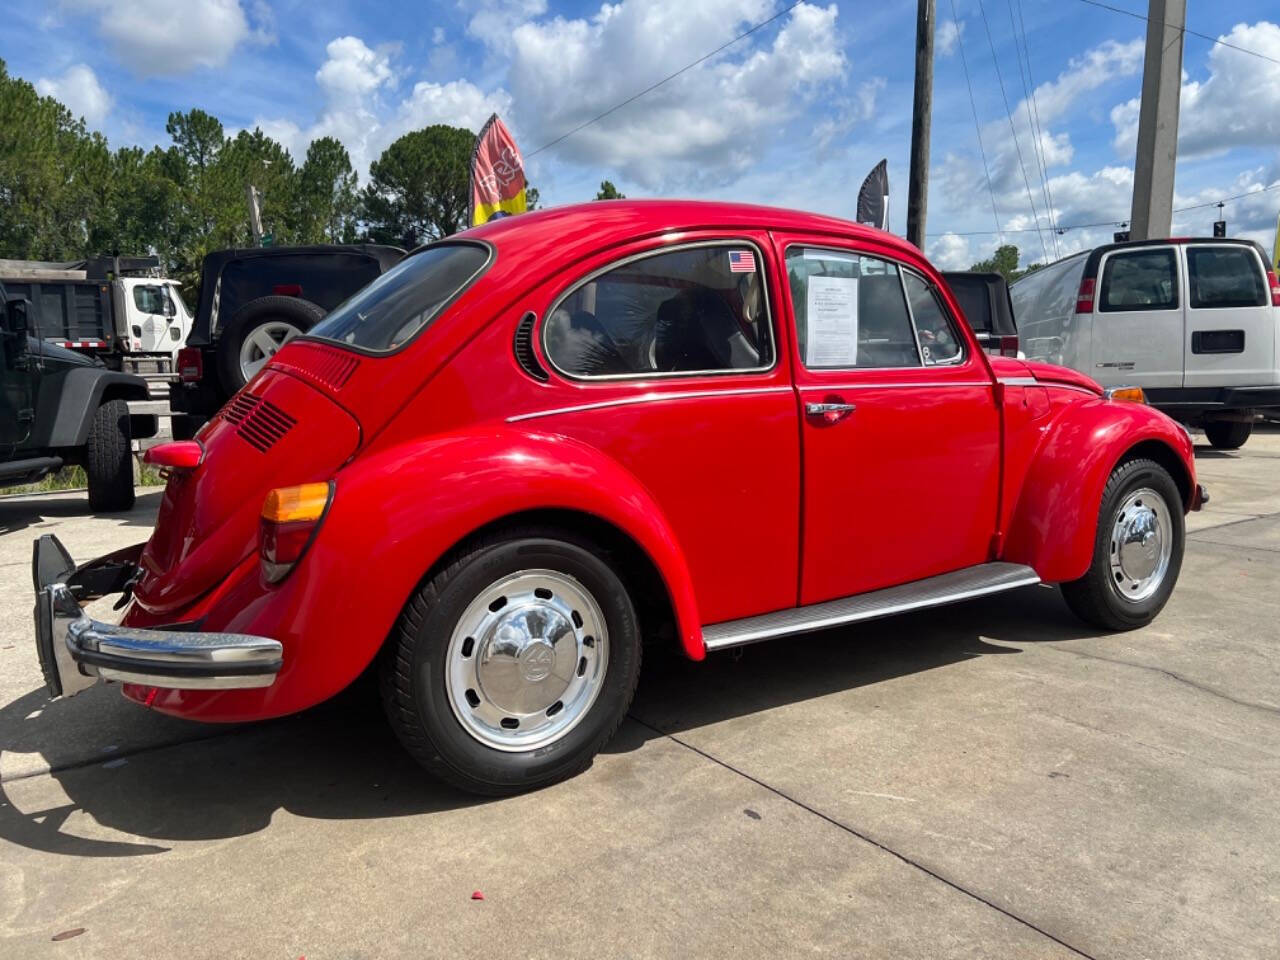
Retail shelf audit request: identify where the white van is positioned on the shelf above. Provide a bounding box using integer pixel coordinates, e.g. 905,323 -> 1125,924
1010,238 -> 1280,448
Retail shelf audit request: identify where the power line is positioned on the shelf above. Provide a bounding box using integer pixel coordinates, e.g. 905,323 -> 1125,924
1073,0 -> 1280,67
977,0 -> 1051,261
1012,0 -> 1060,259
926,181 -> 1280,237
949,0 -> 1003,243
526,1 -> 804,159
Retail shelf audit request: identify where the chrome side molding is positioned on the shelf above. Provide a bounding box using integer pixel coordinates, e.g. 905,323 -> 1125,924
701,562 -> 1041,651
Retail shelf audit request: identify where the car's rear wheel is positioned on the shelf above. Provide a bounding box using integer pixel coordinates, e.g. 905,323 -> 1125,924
85,398 -> 134,512
1203,419 -> 1252,450
1061,457 -> 1184,631
380,527 -> 642,795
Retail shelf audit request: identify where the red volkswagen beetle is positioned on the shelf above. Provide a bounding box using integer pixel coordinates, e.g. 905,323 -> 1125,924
33,201 -> 1203,794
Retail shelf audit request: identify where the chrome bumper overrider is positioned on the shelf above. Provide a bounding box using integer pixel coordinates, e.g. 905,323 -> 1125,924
32,534 -> 282,699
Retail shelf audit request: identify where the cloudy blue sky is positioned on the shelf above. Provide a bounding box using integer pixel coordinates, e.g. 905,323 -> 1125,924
5,0 -> 1279,267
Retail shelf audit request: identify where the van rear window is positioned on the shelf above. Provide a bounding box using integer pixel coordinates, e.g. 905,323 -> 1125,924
1187,247 -> 1267,310
307,243 -> 491,352
1100,249 -> 1177,312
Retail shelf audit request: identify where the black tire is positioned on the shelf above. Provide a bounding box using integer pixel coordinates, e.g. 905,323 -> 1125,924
215,296 -> 325,392
85,398 -> 135,512
1061,457 -> 1184,631
1204,419 -> 1252,450
380,526 -> 642,795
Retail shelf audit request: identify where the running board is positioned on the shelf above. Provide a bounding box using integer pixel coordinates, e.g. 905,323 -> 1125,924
701,562 -> 1041,652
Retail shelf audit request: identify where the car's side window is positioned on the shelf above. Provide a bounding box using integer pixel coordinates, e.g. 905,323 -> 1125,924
1187,246 -> 1267,309
786,247 -> 921,369
133,285 -> 164,315
1099,249 -> 1178,312
543,243 -> 772,378
903,271 -> 964,365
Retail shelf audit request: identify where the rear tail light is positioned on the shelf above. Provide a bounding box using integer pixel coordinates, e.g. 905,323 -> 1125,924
259,482 -> 333,584
272,283 -> 303,297
1075,276 -> 1096,314
998,335 -> 1019,357
1267,269 -> 1280,307
177,347 -> 203,382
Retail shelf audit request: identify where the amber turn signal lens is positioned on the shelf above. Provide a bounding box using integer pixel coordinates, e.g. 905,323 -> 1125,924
261,483 -> 331,523
1105,386 -> 1146,404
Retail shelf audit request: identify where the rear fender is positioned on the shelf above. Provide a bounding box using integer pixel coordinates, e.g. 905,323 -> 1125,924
151,427 -> 702,720
1003,400 -> 1195,582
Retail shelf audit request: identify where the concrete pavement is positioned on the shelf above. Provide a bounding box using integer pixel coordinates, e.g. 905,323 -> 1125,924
1,430 -> 1277,958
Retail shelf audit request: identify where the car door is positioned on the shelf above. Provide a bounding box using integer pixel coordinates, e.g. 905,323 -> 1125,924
1090,246 -> 1182,389
779,239 -> 1001,605
0,297 -> 36,447
1181,243 -> 1277,388
530,235 -> 801,625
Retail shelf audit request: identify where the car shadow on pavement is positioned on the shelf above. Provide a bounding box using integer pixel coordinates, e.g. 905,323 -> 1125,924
618,582 -> 1097,746
0,585 -> 1098,859
0,488 -> 162,536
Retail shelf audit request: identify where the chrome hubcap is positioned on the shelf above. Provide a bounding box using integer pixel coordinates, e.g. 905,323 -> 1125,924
1109,487 -> 1173,603
239,320 -> 301,381
446,570 -> 608,752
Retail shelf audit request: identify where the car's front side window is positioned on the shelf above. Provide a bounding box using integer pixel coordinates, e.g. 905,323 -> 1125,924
543,243 -> 772,379
786,248 -> 921,369
903,272 -> 964,365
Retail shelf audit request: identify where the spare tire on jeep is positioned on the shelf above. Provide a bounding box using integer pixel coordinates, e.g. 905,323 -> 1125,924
217,295 -> 326,391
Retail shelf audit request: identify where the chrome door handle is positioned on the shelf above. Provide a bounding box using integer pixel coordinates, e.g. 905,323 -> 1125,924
805,401 -> 856,423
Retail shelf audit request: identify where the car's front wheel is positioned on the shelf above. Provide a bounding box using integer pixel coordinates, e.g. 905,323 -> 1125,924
380,527 -> 642,795
85,398 -> 135,512
1061,457 -> 1184,631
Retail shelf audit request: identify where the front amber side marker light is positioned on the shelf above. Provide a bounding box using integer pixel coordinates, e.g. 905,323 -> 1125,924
1105,386 -> 1146,404
261,482 -> 332,523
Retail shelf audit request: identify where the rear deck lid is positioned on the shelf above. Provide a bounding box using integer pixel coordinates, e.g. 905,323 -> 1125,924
135,369 -> 360,615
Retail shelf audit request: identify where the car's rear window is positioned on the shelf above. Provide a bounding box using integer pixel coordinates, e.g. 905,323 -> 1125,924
1187,246 -> 1267,309
946,278 -> 993,333
307,243 -> 491,352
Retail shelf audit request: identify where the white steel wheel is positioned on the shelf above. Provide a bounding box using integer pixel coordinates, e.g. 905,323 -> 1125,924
445,569 -> 609,752
238,320 -> 301,381
1107,486 -> 1174,603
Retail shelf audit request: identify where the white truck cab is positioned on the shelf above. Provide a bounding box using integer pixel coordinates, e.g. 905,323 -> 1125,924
116,277 -> 193,358
1011,237 -> 1280,448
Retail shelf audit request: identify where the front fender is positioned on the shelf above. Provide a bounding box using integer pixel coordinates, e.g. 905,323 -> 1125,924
1004,399 -> 1195,583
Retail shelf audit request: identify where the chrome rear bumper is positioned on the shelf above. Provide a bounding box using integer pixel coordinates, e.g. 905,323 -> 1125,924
33,534 -> 282,699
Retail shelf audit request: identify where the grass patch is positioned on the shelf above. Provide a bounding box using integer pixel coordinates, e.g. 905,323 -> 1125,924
5,459 -> 167,495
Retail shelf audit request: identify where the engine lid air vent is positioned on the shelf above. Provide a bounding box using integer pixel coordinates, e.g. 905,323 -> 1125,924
513,311 -> 549,382
266,340 -> 361,392
221,392 -> 297,452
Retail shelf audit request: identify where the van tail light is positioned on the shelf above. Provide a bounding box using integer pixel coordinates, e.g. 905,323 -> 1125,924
998,335 -> 1019,357
1075,276 -> 1096,314
177,346 -> 203,382
143,441 -> 203,473
1267,269 -> 1280,307
272,283 -> 303,297
259,482 -> 333,584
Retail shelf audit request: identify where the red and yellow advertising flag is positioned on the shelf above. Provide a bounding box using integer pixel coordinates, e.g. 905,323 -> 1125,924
469,114 -> 527,227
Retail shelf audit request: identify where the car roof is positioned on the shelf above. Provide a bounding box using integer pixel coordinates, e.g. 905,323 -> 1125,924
458,199 -> 923,267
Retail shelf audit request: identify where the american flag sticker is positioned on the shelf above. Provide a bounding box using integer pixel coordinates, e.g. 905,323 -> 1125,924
728,250 -> 756,273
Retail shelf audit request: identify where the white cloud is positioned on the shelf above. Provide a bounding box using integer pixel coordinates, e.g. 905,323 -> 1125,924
937,18 -> 964,57
495,0 -> 848,188
36,63 -> 112,127
64,0 -> 274,75
256,36 -> 507,176
1112,21 -> 1280,158
928,232 -> 971,269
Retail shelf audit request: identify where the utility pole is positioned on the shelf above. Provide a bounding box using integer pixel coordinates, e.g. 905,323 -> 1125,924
1129,0 -> 1185,241
907,0 -> 934,249
246,184 -> 264,246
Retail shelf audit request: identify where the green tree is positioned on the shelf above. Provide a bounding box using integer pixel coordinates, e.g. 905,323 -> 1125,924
298,136 -> 358,243
595,180 -> 625,200
969,243 -> 1043,282
361,124 -> 474,244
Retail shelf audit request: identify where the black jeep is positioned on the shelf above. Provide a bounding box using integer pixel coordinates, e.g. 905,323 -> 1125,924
1,281 -> 157,511
170,243 -> 403,434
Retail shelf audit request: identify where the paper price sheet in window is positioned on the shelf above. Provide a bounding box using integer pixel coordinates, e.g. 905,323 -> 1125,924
805,274 -> 860,367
